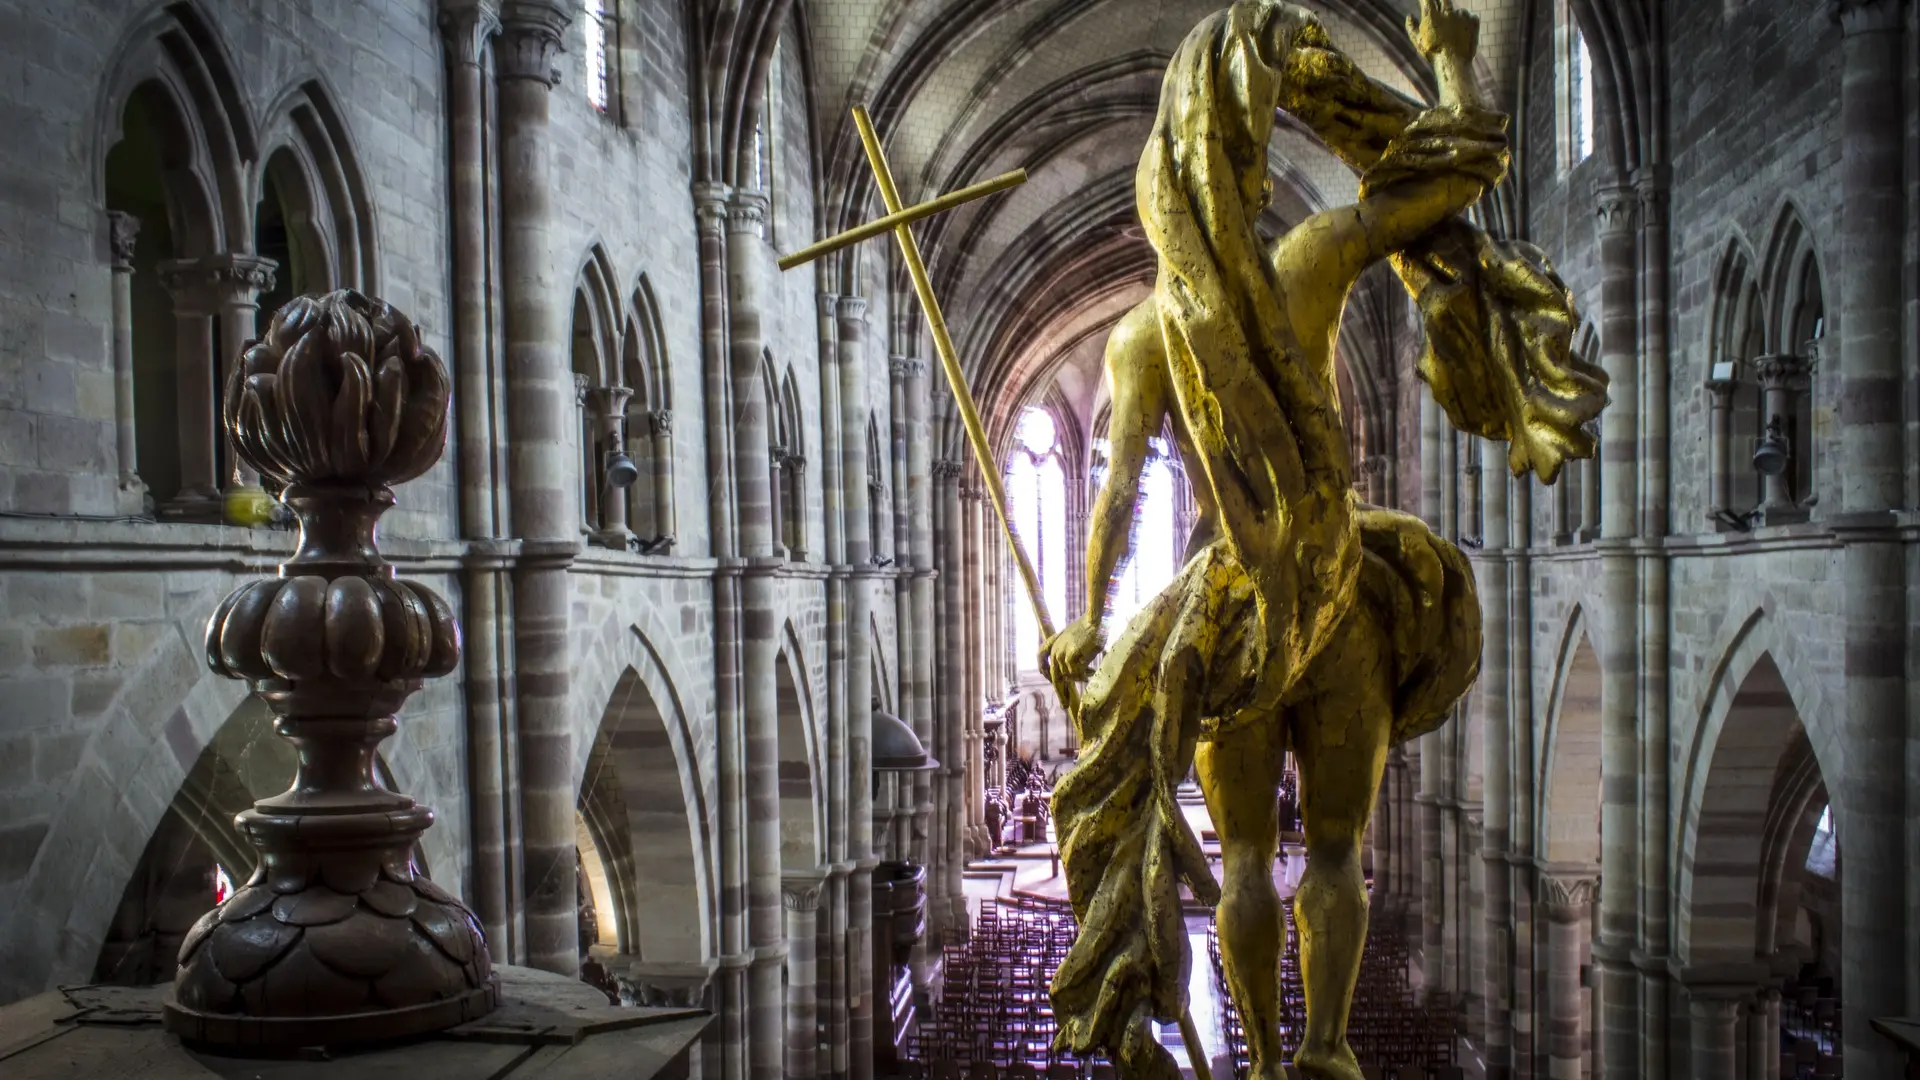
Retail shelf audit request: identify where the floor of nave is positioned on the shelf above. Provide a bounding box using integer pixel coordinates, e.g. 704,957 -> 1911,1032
951,790 -> 1479,1080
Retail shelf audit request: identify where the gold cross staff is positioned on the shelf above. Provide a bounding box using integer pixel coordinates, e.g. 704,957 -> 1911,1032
777,106 -> 1214,1080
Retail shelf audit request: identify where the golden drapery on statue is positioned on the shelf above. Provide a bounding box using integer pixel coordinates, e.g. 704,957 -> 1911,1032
1042,3 -> 1609,1079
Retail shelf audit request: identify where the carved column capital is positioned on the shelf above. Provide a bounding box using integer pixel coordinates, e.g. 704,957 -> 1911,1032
1540,873 -> 1598,921
1704,376 -> 1738,403
1635,178 -> 1670,229
889,356 -> 926,381
932,459 -> 963,482
437,0 -> 500,67
1834,0 -> 1908,33
1750,352 -> 1811,391
781,876 -> 824,912
587,383 -> 634,419
691,182 -> 731,233
158,254 -> 278,310
495,0 -> 570,85
649,408 -> 674,437
1594,185 -> 1638,236
107,211 -> 140,270
726,192 -> 769,237
837,295 -> 869,323
573,371 -> 592,405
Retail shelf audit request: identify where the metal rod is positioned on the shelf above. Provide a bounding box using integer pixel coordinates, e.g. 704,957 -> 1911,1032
778,168 -> 1028,272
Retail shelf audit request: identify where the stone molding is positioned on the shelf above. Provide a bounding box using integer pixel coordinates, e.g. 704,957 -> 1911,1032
495,0 -> 570,85
1750,352 -> 1811,391
159,253 -> 278,309
1594,185 -> 1638,236
107,210 -> 140,270
781,874 -> 825,912
1539,874 -> 1597,921
437,0 -> 500,67
726,192 -> 769,236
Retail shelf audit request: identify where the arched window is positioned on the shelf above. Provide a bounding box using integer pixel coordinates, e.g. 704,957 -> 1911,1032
1092,434 -> 1182,636
583,0 -> 612,114
1008,408 -> 1068,670
1558,2 -> 1596,169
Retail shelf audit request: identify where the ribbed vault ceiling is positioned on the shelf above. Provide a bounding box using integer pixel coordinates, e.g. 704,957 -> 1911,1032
798,0 -> 1527,451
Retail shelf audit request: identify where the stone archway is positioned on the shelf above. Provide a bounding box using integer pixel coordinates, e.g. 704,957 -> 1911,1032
1676,652 -> 1835,1080
579,665 -> 709,966
777,635 -> 823,870
1536,613 -> 1604,1080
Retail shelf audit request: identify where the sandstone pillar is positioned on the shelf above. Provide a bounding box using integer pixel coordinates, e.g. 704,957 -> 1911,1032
1705,376 -> 1735,521
155,262 -> 222,518
727,189 -> 786,1080
1543,875 -> 1596,1080
107,211 -> 147,514
1593,183 -> 1641,1080
650,409 -> 678,546
1832,5 -> 1911,1079
590,384 -> 635,547
784,875 -> 824,1080
1687,993 -> 1741,1080
1479,449 -> 1513,1079
900,353 -> 939,978
838,295 -> 875,1080
497,0 -> 576,977
1416,394 -> 1447,996
438,0 -> 511,957
936,459 -> 968,932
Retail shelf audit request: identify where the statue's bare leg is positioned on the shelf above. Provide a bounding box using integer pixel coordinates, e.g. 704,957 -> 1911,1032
1196,714 -> 1289,1080
1287,605 -> 1394,1080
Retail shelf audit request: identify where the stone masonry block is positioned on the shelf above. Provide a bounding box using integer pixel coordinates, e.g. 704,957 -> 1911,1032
34,413 -> 111,472
32,625 -> 111,667
88,575 -> 165,620
0,818 -> 50,887
0,676 -> 71,733
0,407 -> 31,466
8,572 -> 89,621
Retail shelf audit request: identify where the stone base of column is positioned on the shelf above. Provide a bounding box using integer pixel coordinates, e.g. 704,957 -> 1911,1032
117,477 -> 151,517
160,488 -> 223,522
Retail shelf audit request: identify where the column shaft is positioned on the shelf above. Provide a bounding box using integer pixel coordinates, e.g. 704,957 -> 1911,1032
839,296 -> 875,1080
497,1 -> 576,976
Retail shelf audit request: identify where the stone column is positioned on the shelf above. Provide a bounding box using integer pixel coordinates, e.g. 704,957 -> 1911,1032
438,0 -> 511,957
1705,376 -> 1736,522
899,355 -> 940,972
496,0 -> 576,977
1744,990 -> 1778,1080
650,409 -> 677,547
1832,5 -> 1910,1079
1593,183 -> 1642,1080
769,445 -> 788,557
1543,874 -> 1596,1080
1750,354 -> 1810,524
156,262 -> 221,518
1579,457 -> 1601,540
936,460 -> 968,932
106,211 -> 147,513
208,254 -> 278,497
839,295 -> 875,1080
589,384 -> 635,548
692,175 -> 748,1080
784,875 -> 824,1080
1687,993 -> 1741,1080
727,189 -> 786,1080
1479,453 -> 1513,1079
1416,395 -> 1447,995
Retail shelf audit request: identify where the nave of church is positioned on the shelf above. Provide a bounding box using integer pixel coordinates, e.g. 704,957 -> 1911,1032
0,0 -> 1916,1079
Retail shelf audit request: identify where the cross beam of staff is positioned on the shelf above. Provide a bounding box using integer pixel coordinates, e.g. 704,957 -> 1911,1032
778,105 -> 1213,1080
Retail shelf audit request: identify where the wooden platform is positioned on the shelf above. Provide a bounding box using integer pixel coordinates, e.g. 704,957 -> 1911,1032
0,966 -> 709,1080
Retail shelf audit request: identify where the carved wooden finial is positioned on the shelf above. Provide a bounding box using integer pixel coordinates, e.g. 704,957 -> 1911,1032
168,290 -> 497,1048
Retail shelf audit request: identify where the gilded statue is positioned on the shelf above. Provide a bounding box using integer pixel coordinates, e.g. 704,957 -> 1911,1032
1036,3 -> 1610,1079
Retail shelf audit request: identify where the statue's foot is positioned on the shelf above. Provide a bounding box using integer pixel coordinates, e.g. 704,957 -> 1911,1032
1292,1040 -> 1365,1080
